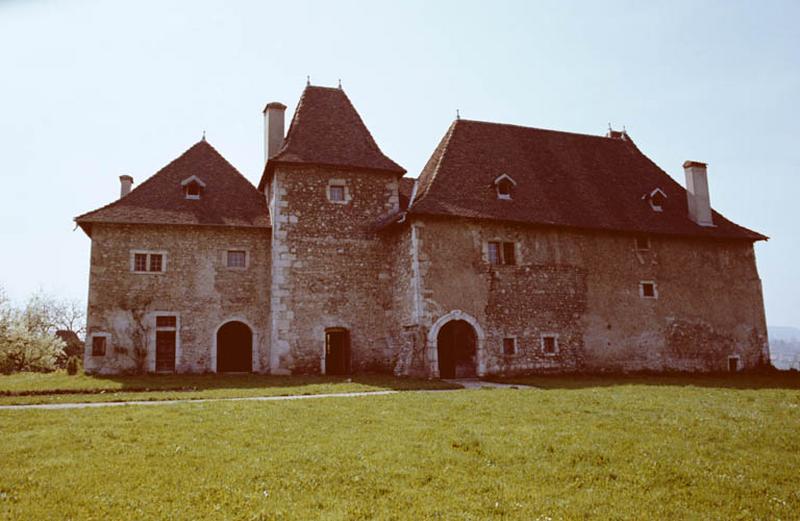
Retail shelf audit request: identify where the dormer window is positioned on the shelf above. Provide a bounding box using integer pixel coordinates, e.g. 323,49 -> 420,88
181,175 -> 206,200
493,174 -> 517,200
643,188 -> 667,212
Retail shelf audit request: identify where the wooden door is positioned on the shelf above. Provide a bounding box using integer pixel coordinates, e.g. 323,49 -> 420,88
155,331 -> 176,372
325,329 -> 350,375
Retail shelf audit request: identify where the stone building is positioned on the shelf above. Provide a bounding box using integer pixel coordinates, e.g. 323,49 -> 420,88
76,84 -> 769,376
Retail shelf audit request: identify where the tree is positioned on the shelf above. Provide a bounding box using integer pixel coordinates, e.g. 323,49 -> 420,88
112,295 -> 154,374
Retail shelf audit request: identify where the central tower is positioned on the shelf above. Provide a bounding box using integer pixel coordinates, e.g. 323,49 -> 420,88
258,85 -> 406,374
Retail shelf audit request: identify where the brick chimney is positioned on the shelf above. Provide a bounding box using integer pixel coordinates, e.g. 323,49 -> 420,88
119,175 -> 133,198
263,102 -> 287,163
683,161 -> 713,226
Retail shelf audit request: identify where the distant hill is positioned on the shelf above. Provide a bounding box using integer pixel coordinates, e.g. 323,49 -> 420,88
769,326 -> 800,370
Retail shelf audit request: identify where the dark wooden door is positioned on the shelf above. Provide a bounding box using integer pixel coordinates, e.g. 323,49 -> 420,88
155,331 -> 176,372
326,330 -> 350,375
217,321 -> 253,373
437,320 -> 476,379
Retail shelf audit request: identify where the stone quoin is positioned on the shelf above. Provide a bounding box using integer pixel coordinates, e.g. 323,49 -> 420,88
75,84 -> 769,376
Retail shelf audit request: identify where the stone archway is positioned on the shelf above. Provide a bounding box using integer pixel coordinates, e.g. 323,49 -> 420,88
216,321 -> 253,373
428,310 -> 486,378
437,320 -> 477,378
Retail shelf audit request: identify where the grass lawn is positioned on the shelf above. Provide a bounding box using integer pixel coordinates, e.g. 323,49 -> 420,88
0,372 -> 459,405
1,375 -> 799,520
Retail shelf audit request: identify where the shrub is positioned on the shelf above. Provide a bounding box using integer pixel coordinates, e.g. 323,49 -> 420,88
0,321 -> 66,374
66,356 -> 80,375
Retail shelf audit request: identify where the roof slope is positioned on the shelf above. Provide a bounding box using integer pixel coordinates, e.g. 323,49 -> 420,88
260,86 -> 404,188
76,140 -> 269,234
410,120 -> 765,241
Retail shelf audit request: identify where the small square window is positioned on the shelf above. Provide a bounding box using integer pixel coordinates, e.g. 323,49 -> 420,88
134,253 -> 148,272
640,281 -> 657,299
156,316 -> 177,328
185,182 -> 202,199
227,250 -> 246,268
635,236 -> 650,251
91,336 -> 107,356
329,185 -> 345,202
542,335 -> 558,355
487,242 -> 501,265
149,254 -> 163,272
502,338 -> 517,355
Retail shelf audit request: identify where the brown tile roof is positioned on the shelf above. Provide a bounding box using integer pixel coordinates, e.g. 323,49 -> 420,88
409,119 -> 766,241
75,140 -> 269,235
259,86 -> 404,189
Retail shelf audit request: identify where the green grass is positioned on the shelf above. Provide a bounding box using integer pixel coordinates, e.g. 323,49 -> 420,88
0,372 -> 458,405
1,376 -> 799,520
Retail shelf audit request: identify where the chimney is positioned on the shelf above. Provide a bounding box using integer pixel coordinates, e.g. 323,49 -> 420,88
683,161 -> 713,226
119,175 -> 133,198
263,102 -> 287,163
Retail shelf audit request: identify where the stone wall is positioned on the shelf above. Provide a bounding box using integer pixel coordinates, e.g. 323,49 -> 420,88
268,166 -> 401,374
83,223 -> 270,374
403,217 -> 768,376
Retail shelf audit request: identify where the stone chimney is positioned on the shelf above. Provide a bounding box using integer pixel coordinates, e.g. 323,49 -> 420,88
263,102 -> 287,163
119,175 -> 133,198
683,161 -> 713,226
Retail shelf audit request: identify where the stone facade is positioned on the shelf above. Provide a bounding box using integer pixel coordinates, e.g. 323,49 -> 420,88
267,165 -> 401,374
389,217 -> 768,377
84,223 -> 270,374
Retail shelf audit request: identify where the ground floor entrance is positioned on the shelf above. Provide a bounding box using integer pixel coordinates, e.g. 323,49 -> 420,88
437,320 -> 477,379
217,321 -> 252,373
325,328 -> 350,375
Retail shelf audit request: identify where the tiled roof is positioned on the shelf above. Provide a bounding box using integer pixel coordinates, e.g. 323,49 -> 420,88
75,140 -> 269,235
259,85 -> 405,189
409,119 -> 765,241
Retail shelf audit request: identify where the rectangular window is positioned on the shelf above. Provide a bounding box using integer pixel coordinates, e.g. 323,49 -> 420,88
635,236 -> 650,251
91,336 -> 107,356
487,241 -> 501,265
487,241 -> 517,265
542,335 -> 558,355
227,250 -> 246,268
134,253 -> 148,272
132,252 -> 166,273
329,185 -> 345,202
640,281 -> 657,299
503,242 -> 516,265
149,254 -> 163,272
156,316 -> 177,328
502,337 -> 517,355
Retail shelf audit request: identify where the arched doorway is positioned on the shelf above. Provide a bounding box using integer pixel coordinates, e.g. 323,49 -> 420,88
437,320 -> 477,379
217,321 -> 252,373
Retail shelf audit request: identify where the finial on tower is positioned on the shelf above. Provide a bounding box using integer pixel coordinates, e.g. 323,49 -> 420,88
338,78 -> 342,89
306,75 -> 310,86
202,130 -> 206,141
456,109 -> 460,120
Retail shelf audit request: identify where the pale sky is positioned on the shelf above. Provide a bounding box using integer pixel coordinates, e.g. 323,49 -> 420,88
1,0 -> 797,327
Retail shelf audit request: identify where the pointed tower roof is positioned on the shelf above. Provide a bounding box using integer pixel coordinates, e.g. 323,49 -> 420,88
259,85 -> 404,189
75,140 -> 269,236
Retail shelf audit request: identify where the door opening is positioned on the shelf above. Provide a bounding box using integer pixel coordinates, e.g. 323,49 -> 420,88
325,328 -> 350,375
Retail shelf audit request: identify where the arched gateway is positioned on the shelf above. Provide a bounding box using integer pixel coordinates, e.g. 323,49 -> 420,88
216,321 -> 253,373
428,310 -> 486,379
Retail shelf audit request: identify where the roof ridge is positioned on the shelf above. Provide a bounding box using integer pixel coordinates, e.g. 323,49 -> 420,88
458,118 -> 624,141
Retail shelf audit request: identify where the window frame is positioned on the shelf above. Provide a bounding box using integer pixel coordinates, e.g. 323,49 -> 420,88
541,333 -> 559,356
90,332 -> 110,357
225,249 -> 248,269
130,250 -> 168,274
639,280 -> 658,299
502,337 -> 518,356
327,179 -> 350,204
486,240 -> 517,266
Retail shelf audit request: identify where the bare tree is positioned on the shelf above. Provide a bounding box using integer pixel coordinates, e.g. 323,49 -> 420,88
112,295 -> 154,374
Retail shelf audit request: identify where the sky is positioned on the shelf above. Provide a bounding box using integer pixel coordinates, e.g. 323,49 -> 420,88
0,0 -> 798,327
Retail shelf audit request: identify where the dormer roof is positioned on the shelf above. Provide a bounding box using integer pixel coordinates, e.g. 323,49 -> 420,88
75,140 -> 269,236
259,85 -> 405,189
